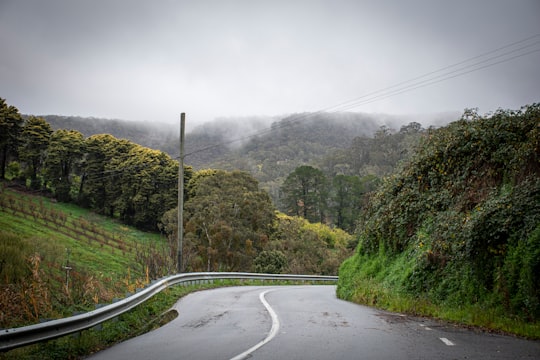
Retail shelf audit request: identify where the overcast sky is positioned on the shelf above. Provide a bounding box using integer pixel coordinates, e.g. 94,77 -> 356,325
1,0 -> 539,128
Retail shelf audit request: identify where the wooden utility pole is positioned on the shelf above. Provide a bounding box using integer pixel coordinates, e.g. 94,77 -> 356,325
177,113 -> 185,273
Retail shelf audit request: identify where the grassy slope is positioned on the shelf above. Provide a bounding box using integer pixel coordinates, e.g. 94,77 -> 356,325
0,210 -> 136,278
0,185 -> 167,325
337,105 -> 540,339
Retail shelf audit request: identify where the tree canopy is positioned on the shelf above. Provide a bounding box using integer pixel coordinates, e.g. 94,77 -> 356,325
18,116 -> 52,189
0,98 -> 187,232
280,165 -> 328,223
44,129 -> 85,202
183,169 -> 276,271
0,99 -> 23,179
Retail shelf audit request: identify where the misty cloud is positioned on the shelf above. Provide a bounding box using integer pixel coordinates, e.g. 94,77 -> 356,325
1,0 -> 539,127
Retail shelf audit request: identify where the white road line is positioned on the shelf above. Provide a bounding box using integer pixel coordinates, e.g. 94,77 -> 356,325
419,324 -> 432,331
440,337 -> 455,346
229,289 -> 280,360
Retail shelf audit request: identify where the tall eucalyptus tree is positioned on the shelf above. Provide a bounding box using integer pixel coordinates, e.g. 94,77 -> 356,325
18,116 -> 53,189
44,129 -> 85,202
280,165 -> 328,224
0,98 -> 23,179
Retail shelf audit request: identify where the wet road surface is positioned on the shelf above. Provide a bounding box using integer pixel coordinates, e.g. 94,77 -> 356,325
87,285 -> 540,359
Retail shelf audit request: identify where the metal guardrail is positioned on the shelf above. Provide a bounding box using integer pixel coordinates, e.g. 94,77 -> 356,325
0,272 -> 338,352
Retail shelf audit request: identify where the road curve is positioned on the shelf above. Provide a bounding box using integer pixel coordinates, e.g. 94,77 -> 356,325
86,285 -> 540,360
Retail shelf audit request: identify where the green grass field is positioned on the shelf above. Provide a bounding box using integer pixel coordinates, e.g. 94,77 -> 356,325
1,186 -> 165,272
0,184 -> 171,328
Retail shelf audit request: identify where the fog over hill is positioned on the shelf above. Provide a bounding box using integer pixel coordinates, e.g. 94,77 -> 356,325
188,110 -> 458,144
34,110 -> 459,170
182,111 -> 459,168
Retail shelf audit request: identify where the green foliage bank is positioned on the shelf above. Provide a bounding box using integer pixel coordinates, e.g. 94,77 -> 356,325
337,105 -> 540,338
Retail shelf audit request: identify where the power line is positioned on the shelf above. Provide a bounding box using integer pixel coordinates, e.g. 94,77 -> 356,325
322,34 -> 540,113
332,41 -> 540,112
183,34 -> 540,158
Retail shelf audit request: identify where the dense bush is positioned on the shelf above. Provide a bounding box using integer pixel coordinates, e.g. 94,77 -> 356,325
267,213 -> 353,275
340,104 -> 540,322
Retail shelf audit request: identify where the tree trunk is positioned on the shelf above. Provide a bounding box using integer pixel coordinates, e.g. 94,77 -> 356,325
0,145 -> 7,179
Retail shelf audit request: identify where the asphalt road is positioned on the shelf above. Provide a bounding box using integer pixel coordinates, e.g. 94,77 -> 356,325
87,285 -> 540,359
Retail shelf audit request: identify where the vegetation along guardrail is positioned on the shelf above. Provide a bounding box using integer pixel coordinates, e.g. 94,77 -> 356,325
0,272 -> 338,351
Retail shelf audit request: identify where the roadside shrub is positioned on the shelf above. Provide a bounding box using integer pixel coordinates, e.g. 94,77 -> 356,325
253,250 -> 287,274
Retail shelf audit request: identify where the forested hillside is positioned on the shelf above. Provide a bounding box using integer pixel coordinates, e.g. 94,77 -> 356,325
36,111 -> 456,204
38,112 -> 394,168
8,99 -> 459,237
196,113 -> 453,209
2,97 -> 351,280
337,104 -> 540,336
